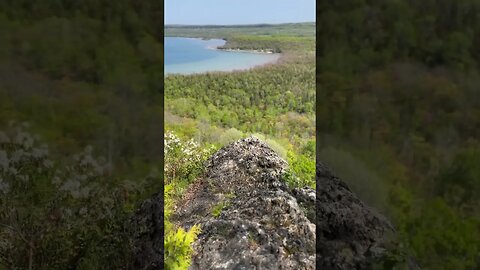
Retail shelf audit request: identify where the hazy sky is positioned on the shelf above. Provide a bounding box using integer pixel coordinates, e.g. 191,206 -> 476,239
165,0 -> 315,25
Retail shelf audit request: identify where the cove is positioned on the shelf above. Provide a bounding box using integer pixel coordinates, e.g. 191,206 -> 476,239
165,37 -> 280,75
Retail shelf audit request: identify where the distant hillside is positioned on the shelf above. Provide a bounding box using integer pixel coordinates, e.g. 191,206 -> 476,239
165,22 -> 315,38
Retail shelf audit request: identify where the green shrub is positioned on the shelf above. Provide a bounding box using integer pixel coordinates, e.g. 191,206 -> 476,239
0,126 -> 139,269
164,130 -> 216,185
164,225 -> 201,270
281,169 -> 300,189
164,132 -> 212,270
211,200 -> 230,217
164,183 -> 201,270
251,133 -> 288,159
287,150 -> 315,188
219,128 -> 244,145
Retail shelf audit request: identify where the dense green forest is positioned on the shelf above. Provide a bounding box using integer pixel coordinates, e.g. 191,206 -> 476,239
318,1 -> 480,269
164,25 -> 316,268
164,27 -> 316,188
0,1 -> 163,269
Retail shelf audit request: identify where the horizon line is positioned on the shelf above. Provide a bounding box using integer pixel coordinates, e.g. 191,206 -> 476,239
165,21 -> 315,27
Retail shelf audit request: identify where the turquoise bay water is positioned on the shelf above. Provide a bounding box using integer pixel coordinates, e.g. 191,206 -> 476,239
165,37 -> 280,75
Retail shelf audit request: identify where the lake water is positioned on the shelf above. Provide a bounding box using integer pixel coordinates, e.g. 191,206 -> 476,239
165,37 -> 280,75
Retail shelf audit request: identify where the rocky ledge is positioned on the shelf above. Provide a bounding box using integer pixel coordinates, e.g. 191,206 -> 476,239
316,162 -> 396,269
173,137 -> 315,269
131,137 -> 396,270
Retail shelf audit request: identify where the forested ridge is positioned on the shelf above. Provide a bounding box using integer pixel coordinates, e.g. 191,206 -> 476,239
318,1 -> 480,269
0,1 -> 164,269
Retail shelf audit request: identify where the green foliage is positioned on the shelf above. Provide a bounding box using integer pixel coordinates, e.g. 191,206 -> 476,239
219,35 -> 315,53
318,0 -> 480,71
164,132 -> 216,270
165,182 -> 201,270
405,199 -> 480,269
250,133 -> 288,160
165,61 -> 315,144
0,126 -> 148,269
0,3 -> 164,268
219,128 -> 244,145
164,31 -> 316,270
318,1 -> 480,268
164,131 -> 216,186
281,169 -> 300,189
287,151 -> 315,189
165,23 -> 315,39
164,225 -> 201,270
435,147 -> 480,209
165,33 -> 315,155
165,30 -> 315,195
0,6 -> 164,178
211,201 -> 229,218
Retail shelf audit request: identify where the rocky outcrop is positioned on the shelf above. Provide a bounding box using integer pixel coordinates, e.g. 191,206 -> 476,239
173,137 -> 315,269
131,137 -> 397,269
316,162 -> 396,269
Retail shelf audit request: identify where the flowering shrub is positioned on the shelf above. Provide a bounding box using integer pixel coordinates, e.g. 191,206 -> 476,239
164,131 -> 216,185
164,131 -> 215,269
0,125 -> 146,269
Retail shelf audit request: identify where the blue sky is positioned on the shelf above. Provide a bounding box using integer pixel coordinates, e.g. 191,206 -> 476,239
165,0 -> 315,25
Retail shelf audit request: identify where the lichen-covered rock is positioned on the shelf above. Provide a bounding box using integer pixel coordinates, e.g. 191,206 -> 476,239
316,162 -> 395,269
173,137 -> 316,269
130,137 -> 398,270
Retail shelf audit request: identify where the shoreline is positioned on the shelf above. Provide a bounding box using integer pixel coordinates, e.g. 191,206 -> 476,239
214,47 -> 276,54
167,36 -> 281,56
203,37 -> 283,67
165,36 -> 283,76
164,53 -> 281,76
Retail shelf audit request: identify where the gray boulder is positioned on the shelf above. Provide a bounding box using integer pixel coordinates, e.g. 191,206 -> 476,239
316,162 -> 396,269
131,137 -> 398,270
173,137 -> 316,270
